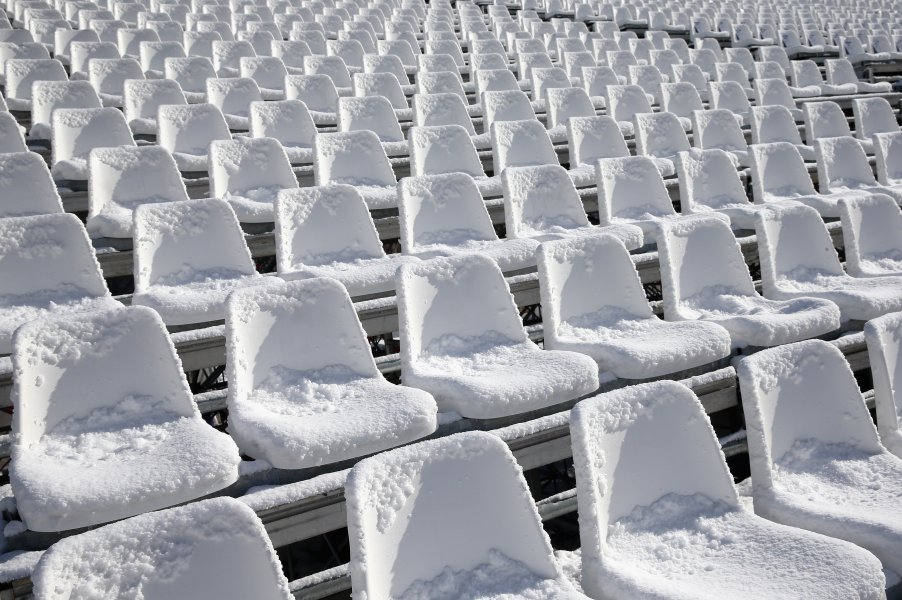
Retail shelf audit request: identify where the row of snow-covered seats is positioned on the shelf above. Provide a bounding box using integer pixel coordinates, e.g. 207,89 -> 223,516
18,312 -> 902,598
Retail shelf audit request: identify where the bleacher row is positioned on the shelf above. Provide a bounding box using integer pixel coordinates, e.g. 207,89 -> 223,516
4,0 -> 902,596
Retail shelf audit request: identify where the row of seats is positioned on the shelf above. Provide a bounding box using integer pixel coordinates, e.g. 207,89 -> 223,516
25,322 -> 902,598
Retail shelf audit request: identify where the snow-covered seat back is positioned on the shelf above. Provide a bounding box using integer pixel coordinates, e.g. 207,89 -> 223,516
346,432 -> 562,599
337,96 -> 404,142
502,164 -> 589,238
4,58 -> 67,107
677,148 -> 749,215
736,339 -> 884,491
51,107 -> 135,180
31,497 -> 292,600
285,74 -> 339,114
123,79 -> 186,134
567,115 -> 629,167
164,56 -> 215,97
756,202 -> 845,284
249,100 -> 316,158
157,103 -> 231,170
546,87 -> 593,129
0,152 -> 63,217
838,194 -> 902,277
0,113 -> 25,154
853,97 -> 900,141
412,93 -> 475,134
692,108 -> 748,153
134,198 -> 256,292
408,124 -> 484,178
865,311 -> 902,457
30,80 -> 101,140
634,111 -> 690,159
313,130 -> 396,188
353,72 -> 407,110
875,131 -> 902,186
755,78 -> 799,114
814,136 -> 880,194
803,101 -> 853,143
749,142 -> 818,204
597,155 -> 676,224
660,82 -> 704,121
491,118 -> 557,173
749,105 -> 806,147
481,89 -> 537,131
209,136 -> 296,200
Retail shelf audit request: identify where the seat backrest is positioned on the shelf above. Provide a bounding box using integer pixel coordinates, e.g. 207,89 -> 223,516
839,194 -> 902,277
12,305 -> 197,446
285,74 -> 339,113
597,155 -> 676,223
133,197 -> 256,290
30,80 -> 101,135
755,202 -> 845,284
158,103 -> 230,156
398,173 -> 497,253
567,115 -> 628,167
502,164 -> 589,238
677,148 -> 748,212
239,56 -> 287,92
271,40 -> 310,70
51,107 -> 135,166
875,131 -> 902,185
736,340 -> 883,491
804,101 -> 851,143
249,99 -> 316,150
825,58 -> 858,86
412,92 -> 475,134
754,77 -> 796,111
749,105 -> 804,146
490,118 -> 557,173
692,108 -> 748,152
748,142 -> 817,203
416,70 -> 467,100
708,81 -> 751,117
853,97 -> 900,140
563,50 -> 595,78
88,144 -> 188,226
337,95 -> 404,143
88,57 -> 144,96
116,27 -> 159,57
537,234 -> 653,343
139,40 -> 185,72
634,111 -> 690,158
0,152 -> 63,217
605,83 -> 652,123
209,136 -> 296,198
163,56 -> 214,94
517,51 -> 554,81
416,52 -> 461,77
790,59 -> 824,88
815,135 -> 877,193
212,39 -> 256,74
724,47 -> 755,74
715,61 -> 750,87
581,65 -> 620,97
304,54 -> 352,88
5,58 -> 67,100
758,45 -> 790,69
474,67 -> 519,98
571,381 -> 739,567
545,86 -> 593,128
346,431 -> 559,599
408,124 -> 483,178
671,63 -> 707,94
314,130 -> 396,187
865,311 -> 902,445
649,48 -> 681,78
659,82 -> 703,119
753,60 -> 786,82
206,76 -> 262,118
123,78 -> 185,124
531,66 -> 570,102
183,30 -> 222,57
363,53 -> 408,84
353,71 -> 407,110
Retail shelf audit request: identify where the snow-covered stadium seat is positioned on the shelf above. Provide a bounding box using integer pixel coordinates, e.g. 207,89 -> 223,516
633,111 -> 691,175
866,311 -> 902,458
839,195 -> 902,278
212,39 -> 255,77
0,152 -> 63,217
791,59 -> 857,96
274,184 -> 416,296
51,107 -> 135,182
571,380 -> 886,600
826,58 -> 892,94
755,202 -> 902,321
206,76 -> 262,130
209,136 -> 297,223
29,79 -> 101,140
32,497 -> 292,599
816,136 -> 902,202
737,339 -> 902,574
249,100 -> 316,165
122,78 -> 186,136
285,74 -> 340,125
657,214 -> 841,347
85,143 -> 186,240
749,105 -> 816,161
566,115 -> 631,180
397,255 -> 599,419
853,97 -> 901,142
88,57 -> 144,107
0,112 -> 26,154
691,108 -> 750,166
131,198 -> 280,326
158,103 -> 231,173
875,131 -> 902,187
754,78 -> 803,121
338,95 -> 405,155
407,124 -> 499,195
139,40 -> 185,79
0,213 -> 119,354
11,305 -> 241,532
313,130 -> 397,210
4,58 -> 67,110
604,83 -> 652,136
225,278 -> 437,468
240,56 -> 287,100
164,56 -> 215,103
804,101 -> 874,152
597,155 -> 680,240
346,431 -> 589,598
399,173 -> 538,271
537,235 -> 730,378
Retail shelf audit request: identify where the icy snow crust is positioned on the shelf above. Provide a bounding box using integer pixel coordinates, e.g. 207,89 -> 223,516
346,431 -> 586,600
225,279 -> 436,469
32,497 -> 291,600
10,307 -> 240,531
570,381 -> 885,600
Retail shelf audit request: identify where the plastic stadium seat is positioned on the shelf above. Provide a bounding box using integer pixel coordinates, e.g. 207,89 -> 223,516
51,107 -> 136,182
749,105 -> 816,161
537,236 -> 730,378
313,130 -> 397,210
755,202 -> 902,321
530,66 -> 571,104
338,95 -> 406,155
691,108 -> 751,166
0,112 -> 26,154
237,56 -> 286,100
363,54 -> 412,93
566,115 -> 631,182
413,92 -> 485,145
53,28 -> 98,66
503,164 -> 642,247
346,432 -> 589,597
545,86 -> 594,130
633,111 -> 691,174
659,82 -> 704,127
416,70 -> 470,103
123,79 -> 186,135
474,68 -> 520,99
164,56 -> 215,103
399,173 -> 538,270
715,62 -> 754,96
841,35 -> 890,65
407,124 -> 499,196
209,136 -> 297,223
759,45 -> 792,71
875,132 -> 902,188
866,312 -> 902,458
604,84 -> 653,136
249,99 -> 316,165
838,195 -> 902,278
708,80 -> 753,125
32,497 -> 292,599
671,63 -> 710,102
791,59 -> 857,96
0,152 -> 64,217
304,55 -> 353,92
571,380 -> 885,600
117,27 -> 159,58
327,38 -> 364,71
87,145 -> 189,239
212,39 -> 255,77
285,74 -> 340,125
628,64 -> 667,104
10,306 -> 241,532
4,58 -> 67,110
139,40 -> 185,78
677,148 -> 772,229
0,41 -> 49,86
804,101 -> 874,153
482,89 -> 539,133
131,198 -> 280,325
271,40 -> 310,74
206,76 -> 262,130
815,136 -> 902,202
238,30 -> 276,58
490,117 -> 557,173
158,103 -> 231,173
827,58 -> 892,94
183,30 -> 221,59
597,155 -> 681,240
88,57 -> 144,107
582,66 -> 623,103
225,278 -> 436,468
853,97 -> 901,141
737,339 -> 902,574
274,184 -> 417,296
754,78 -> 803,121
147,19 -> 184,44
657,214 -> 841,347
